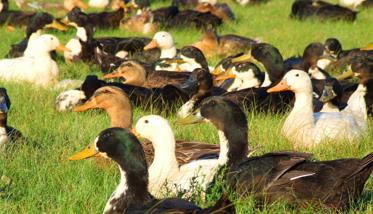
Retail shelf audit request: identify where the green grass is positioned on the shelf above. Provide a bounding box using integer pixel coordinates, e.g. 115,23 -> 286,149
0,0 -> 373,213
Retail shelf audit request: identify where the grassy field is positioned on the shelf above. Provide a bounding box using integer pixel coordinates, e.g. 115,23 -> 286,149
0,0 -> 372,213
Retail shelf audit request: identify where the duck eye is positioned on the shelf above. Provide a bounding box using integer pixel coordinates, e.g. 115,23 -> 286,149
144,120 -> 149,124
295,74 -> 299,77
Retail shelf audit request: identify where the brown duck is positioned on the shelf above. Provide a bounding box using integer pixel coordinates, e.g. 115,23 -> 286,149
73,86 -> 220,165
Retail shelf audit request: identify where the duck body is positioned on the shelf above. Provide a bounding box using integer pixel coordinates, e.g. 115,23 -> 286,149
86,8 -> 125,29
195,2 -> 235,21
0,0 -> 36,27
179,96 -> 373,210
0,88 -> 22,149
268,70 -> 367,147
193,28 -> 257,58
0,34 -> 61,87
69,128 -> 235,214
291,0 -> 357,22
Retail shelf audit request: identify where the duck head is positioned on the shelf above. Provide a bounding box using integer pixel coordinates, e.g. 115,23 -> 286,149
267,69 -> 312,94
69,128 -> 152,213
351,57 -> 373,86
178,96 -> 248,166
24,34 -> 70,57
0,89 -> 9,127
216,61 -> 264,90
66,7 -> 94,42
232,43 -> 285,84
26,13 -> 67,38
144,31 -> 176,58
74,86 -> 133,128
134,115 -> 175,150
324,38 -> 342,58
180,46 -> 209,71
103,60 -> 146,87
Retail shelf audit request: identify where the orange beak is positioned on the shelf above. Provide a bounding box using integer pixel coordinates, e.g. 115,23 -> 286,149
267,80 -> 290,93
76,0 -> 89,10
56,44 -> 71,52
215,73 -> 236,81
73,99 -> 97,112
103,72 -> 123,79
130,128 -> 141,139
144,39 -> 159,51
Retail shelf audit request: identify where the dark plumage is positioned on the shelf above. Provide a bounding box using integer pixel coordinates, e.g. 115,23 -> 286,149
0,0 -> 37,27
189,96 -> 373,210
291,0 -> 357,22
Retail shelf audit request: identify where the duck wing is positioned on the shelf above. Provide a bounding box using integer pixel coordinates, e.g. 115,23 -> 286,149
266,153 -> 373,209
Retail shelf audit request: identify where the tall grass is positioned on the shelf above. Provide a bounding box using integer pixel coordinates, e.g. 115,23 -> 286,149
0,0 -> 372,213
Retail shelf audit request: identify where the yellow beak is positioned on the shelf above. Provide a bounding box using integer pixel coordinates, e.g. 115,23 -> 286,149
73,99 -> 97,112
231,51 -> 253,63
56,44 -> 71,52
361,43 -> 373,51
45,20 -> 68,32
335,66 -> 354,80
69,143 -> 99,161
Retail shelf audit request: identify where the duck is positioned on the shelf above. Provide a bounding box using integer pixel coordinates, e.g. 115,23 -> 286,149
339,0 -> 373,9
73,86 -> 220,165
69,127 -> 235,214
0,0 -> 39,27
144,31 -> 178,62
88,0 -> 109,8
267,69 -> 368,147
215,61 -> 264,92
119,9 -> 159,35
102,60 -> 194,89
6,12 -> 67,58
195,0 -> 235,21
235,0 -> 269,6
178,46 -> 210,71
0,34 -> 70,87
15,0 -> 89,12
134,115 -> 222,197
64,7 -> 158,63
291,0 -> 357,22
0,88 -> 22,150
178,96 -> 373,210
192,28 -> 258,58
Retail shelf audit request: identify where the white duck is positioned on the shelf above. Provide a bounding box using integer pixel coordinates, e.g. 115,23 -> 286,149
0,34 -> 69,87
143,31 -> 181,71
267,69 -> 367,147
339,0 -> 366,9
134,115 -> 223,197
88,0 -> 109,8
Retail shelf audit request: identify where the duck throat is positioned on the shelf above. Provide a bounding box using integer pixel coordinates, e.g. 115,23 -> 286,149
103,164 -> 152,214
219,125 -> 248,167
160,46 -> 177,59
106,105 -> 132,129
148,130 -> 178,194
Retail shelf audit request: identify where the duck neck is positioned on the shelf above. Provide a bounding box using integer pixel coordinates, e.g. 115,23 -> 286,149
0,113 -> 7,127
148,128 -> 179,192
106,104 -> 132,129
261,72 -> 272,87
239,78 -> 261,90
103,163 -> 153,214
219,124 -> 248,167
160,46 -> 177,59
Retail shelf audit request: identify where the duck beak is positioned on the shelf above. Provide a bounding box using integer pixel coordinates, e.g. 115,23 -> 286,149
211,66 -> 224,76
319,85 -> 337,103
231,51 -> 252,63
177,109 -> 204,125
336,67 -> 354,80
361,43 -> 373,51
76,0 -> 89,10
69,143 -> 99,160
144,39 -> 159,51
267,80 -> 290,93
45,20 -> 68,32
215,72 -> 236,81
103,72 -> 122,79
73,99 -> 97,112
130,128 -> 141,138
6,25 -> 15,32
56,44 -> 71,52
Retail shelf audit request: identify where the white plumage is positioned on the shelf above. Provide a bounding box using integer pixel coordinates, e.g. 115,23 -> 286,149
0,34 -> 62,87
